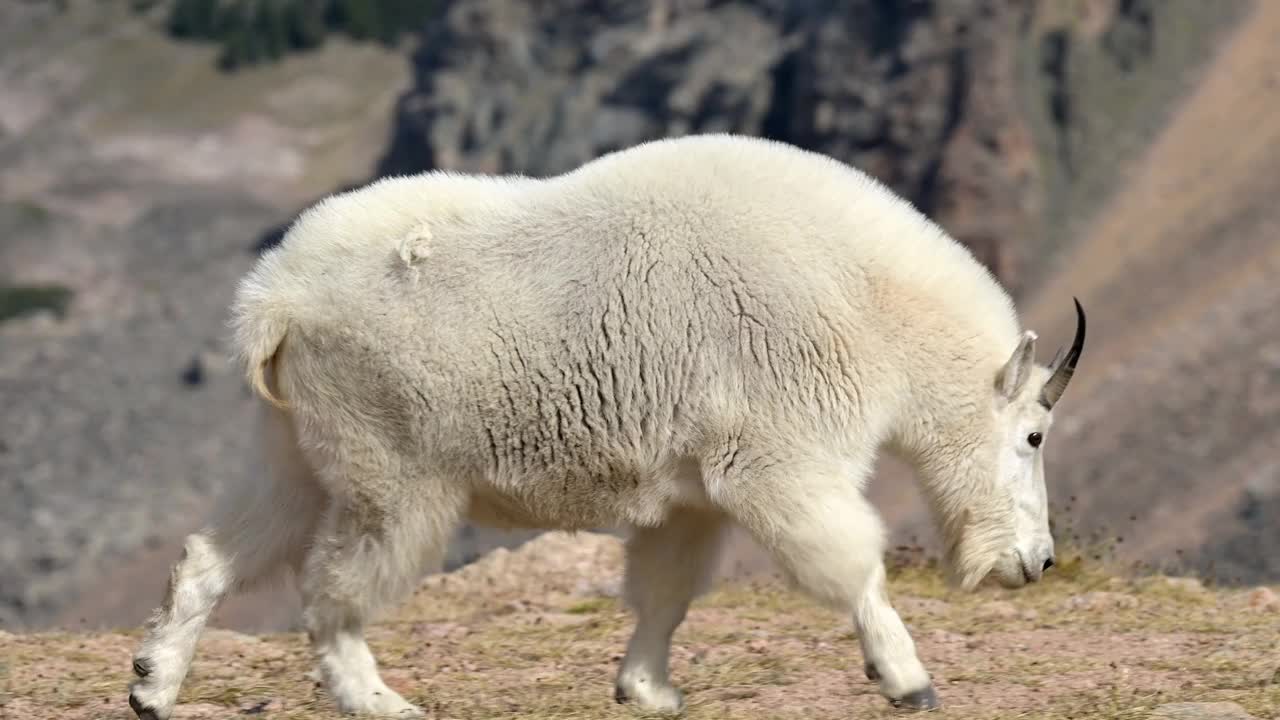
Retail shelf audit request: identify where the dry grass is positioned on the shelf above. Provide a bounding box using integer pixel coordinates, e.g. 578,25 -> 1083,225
2,531 -> 1276,719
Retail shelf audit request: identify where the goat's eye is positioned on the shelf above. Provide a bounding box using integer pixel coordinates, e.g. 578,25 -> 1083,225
1027,432 -> 1043,448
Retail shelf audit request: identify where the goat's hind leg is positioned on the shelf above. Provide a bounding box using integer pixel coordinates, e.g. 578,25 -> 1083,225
300,470 -> 465,718
615,507 -> 728,714
129,406 -> 324,720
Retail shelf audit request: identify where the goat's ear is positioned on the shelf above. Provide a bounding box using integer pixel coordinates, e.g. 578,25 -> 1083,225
996,330 -> 1037,400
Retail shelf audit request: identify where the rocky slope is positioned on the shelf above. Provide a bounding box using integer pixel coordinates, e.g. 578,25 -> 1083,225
0,0 -> 1266,635
0,0 -> 420,629
3,531 -> 1279,719
812,0 -> 1280,589
1019,0 -> 1280,583
378,0 -> 1042,290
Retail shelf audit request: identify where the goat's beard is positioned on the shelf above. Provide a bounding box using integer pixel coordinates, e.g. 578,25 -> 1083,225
939,508 -> 1014,591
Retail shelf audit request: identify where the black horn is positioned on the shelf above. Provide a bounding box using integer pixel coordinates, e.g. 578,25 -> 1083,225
1041,298 -> 1086,409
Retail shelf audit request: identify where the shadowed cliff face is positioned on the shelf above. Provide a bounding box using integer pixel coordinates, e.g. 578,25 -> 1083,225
377,0 -> 1041,292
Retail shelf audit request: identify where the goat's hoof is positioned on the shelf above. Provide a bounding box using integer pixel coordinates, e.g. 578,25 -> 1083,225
889,684 -> 940,712
333,689 -> 424,717
614,682 -> 685,715
128,692 -> 165,720
864,662 -> 881,681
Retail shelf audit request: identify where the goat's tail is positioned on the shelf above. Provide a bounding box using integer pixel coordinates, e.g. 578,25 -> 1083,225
230,261 -> 292,410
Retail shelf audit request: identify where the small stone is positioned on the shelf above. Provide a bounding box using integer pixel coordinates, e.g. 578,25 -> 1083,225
898,597 -> 951,616
1151,701 -> 1257,719
241,699 -> 282,715
573,577 -> 621,598
1062,591 -> 1139,611
927,629 -> 963,645
709,688 -> 759,701
425,622 -> 458,638
1157,577 -> 1207,594
173,703 -> 242,716
979,600 -> 1020,619
1246,586 -> 1277,611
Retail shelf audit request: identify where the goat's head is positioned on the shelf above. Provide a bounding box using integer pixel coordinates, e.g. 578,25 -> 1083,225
919,299 -> 1088,591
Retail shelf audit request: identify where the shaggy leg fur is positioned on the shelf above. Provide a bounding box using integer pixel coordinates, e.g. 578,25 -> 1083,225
856,563 -> 937,710
615,508 -> 728,714
129,407 -> 324,720
710,447 -> 938,710
299,485 -> 464,717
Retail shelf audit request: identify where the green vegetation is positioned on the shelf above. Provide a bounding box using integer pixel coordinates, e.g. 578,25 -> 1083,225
0,285 -> 74,325
146,0 -> 437,71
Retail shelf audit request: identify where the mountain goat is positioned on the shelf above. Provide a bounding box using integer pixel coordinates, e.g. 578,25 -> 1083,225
128,134 -> 1087,718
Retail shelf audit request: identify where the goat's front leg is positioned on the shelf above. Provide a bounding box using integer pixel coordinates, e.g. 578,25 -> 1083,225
856,563 -> 937,710
708,443 -> 939,711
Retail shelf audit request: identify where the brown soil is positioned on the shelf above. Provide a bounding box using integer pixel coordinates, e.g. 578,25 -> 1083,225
3,532 -> 1277,719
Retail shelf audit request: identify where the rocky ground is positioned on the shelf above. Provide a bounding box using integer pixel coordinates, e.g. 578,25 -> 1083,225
2,531 -> 1278,719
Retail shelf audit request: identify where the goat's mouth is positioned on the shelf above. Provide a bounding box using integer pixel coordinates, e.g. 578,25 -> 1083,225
987,551 -> 1039,589
1015,551 -> 1045,586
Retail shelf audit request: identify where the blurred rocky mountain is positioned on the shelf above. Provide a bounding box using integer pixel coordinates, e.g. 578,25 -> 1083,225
0,0 -> 420,629
377,0 -> 1040,291
0,0 -> 1263,632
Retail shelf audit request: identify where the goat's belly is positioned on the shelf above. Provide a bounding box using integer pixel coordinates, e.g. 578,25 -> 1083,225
464,456 -> 711,532
464,490 -> 577,531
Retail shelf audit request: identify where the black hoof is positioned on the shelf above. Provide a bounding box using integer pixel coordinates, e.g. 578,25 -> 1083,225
890,685 -> 940,711
864,662 -> 881,681
129,692 -> 162,720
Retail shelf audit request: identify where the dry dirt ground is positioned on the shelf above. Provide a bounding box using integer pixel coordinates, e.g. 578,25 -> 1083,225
2,532 -> 1277,720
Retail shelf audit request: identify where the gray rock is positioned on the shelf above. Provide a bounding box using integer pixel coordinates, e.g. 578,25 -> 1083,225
377,0 -> 1039,288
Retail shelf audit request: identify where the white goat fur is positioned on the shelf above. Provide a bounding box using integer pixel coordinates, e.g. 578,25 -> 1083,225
129,134 -> 1069,718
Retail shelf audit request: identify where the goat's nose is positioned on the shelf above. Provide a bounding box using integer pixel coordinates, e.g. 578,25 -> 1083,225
1042,557 -> 1055,572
